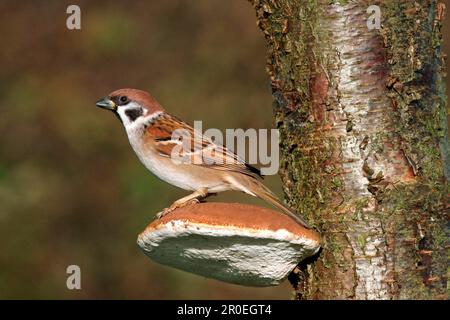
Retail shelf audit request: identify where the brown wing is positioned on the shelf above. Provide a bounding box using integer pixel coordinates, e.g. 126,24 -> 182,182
146,113 -> 262,179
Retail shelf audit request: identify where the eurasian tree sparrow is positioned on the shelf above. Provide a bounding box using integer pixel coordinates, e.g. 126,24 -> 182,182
96,88 -> 309,228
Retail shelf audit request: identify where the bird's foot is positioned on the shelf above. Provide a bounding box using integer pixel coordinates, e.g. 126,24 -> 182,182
156,198 -> 200,219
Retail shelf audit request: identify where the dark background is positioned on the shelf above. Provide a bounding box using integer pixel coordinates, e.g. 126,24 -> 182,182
0,1 -> 448,299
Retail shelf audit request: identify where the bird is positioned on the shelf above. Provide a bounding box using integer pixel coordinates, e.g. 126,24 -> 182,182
96,88 -> 310,228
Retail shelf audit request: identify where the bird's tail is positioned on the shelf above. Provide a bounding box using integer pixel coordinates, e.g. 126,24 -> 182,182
250,180 -> 311,228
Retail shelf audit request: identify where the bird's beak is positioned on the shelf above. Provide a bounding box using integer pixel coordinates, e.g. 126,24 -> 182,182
96,97 -> 117,111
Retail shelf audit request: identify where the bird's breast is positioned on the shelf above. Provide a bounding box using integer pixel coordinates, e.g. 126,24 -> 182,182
126,128 -> 228,192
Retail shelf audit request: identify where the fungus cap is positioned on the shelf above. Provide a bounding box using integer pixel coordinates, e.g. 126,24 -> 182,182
138,202 -> 321,287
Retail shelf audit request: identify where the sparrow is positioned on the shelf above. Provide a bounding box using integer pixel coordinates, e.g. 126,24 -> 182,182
96,88 -> 310,228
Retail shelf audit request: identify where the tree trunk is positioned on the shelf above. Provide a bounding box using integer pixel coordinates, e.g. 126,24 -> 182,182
250,0 -> 448,299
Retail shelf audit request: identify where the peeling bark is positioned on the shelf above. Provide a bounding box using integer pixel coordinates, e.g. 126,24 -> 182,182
250,0 -> 449,299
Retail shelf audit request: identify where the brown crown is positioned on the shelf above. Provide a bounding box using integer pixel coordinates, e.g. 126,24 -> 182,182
109,88 -> 165,114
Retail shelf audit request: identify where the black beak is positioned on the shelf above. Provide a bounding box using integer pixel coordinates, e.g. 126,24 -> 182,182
96,97 -> 116,111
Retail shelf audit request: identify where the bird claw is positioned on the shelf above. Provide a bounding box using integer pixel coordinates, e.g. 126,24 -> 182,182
155,209 -> 169,219
155,198 -> 200,219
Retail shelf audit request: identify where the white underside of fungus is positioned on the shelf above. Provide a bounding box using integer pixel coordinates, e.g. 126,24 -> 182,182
137,203 -> 321,287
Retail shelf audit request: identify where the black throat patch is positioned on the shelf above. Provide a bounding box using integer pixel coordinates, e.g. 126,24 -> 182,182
125,108 -> 143,122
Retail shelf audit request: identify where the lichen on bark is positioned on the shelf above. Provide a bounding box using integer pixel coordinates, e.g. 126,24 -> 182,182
250,0 -> 449,299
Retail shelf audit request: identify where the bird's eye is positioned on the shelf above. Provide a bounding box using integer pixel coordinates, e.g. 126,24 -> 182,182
119,96 -> 129,104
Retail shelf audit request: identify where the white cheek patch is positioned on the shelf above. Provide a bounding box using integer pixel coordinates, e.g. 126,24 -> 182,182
125,108 -> 143,122
117,102 -> 143,127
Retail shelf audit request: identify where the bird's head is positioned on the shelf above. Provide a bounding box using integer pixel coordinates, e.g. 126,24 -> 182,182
96,88 -> 164,127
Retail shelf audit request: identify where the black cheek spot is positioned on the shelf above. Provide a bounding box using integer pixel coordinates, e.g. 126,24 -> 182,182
125,108 -> 143,122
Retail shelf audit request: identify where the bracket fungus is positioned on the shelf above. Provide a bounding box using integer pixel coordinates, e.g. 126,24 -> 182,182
137,202 -> 321,287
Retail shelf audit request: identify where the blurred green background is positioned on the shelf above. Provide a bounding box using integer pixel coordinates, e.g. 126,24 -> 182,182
0,1 -> 448,299
0,0 -> 292,299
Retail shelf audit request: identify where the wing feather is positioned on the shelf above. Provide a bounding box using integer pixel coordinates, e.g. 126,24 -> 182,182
146,114 -> 262,179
